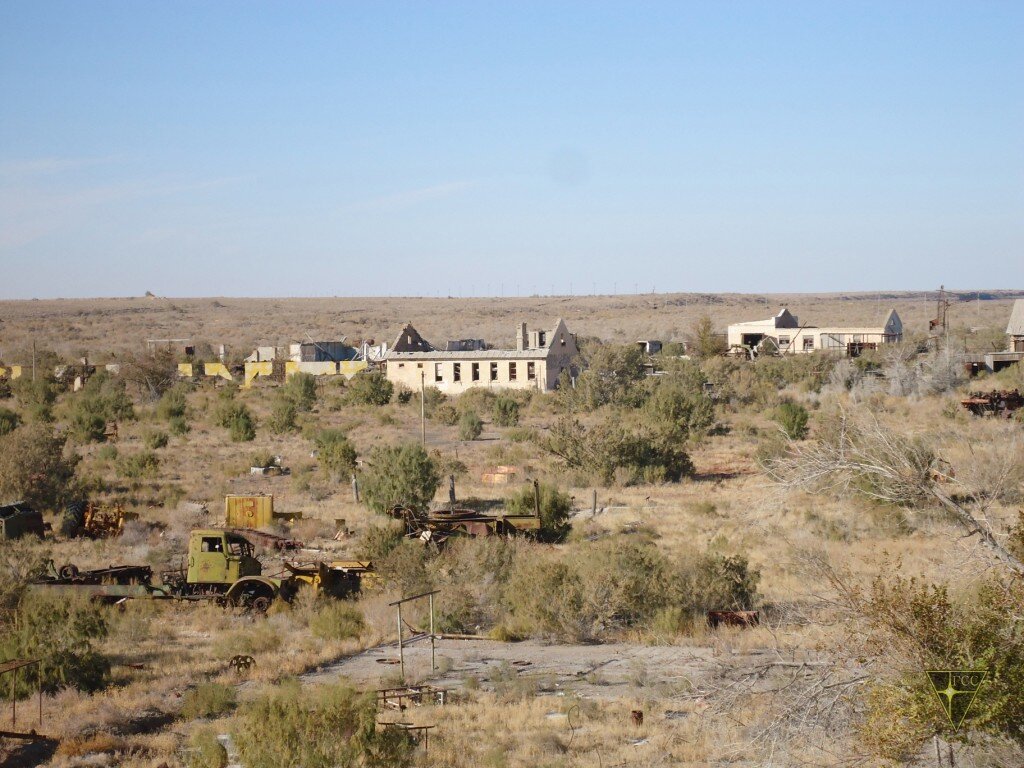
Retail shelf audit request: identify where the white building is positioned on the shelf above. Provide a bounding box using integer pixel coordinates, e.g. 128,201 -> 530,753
727,308 -> 903,356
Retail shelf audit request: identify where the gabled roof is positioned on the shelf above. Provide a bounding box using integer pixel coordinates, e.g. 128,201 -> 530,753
391,323 -> 435,353
732,307 -> 800,328
1007,300 -> 1024,336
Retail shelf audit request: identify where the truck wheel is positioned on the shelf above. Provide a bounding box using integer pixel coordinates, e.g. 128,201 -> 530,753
251,596 -> 272,614
59,564 -> 80,580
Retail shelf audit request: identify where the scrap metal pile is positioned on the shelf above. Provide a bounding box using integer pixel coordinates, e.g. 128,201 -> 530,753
388,505 -> 540,546
960,389 -> 1023,417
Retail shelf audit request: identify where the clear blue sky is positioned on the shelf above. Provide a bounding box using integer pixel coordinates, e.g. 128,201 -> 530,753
1,1 -> 1021,298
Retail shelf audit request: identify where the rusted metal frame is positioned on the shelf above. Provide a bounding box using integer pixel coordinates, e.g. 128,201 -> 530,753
2,658 -> 43,737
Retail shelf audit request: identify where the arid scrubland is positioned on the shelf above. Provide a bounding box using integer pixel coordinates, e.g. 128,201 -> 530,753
1,292 -> 1023,767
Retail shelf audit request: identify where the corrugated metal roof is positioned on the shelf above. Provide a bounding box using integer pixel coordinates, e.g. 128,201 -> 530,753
1007,300 -> 1024,336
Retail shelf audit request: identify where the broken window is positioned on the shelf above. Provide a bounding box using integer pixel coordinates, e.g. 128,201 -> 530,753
490,362 -> 498,381
803,337 -> 814,351
453,363 -> 461,382
778,336 -> 790,348
560,335 -> 566,346
435,363 -> 443,383
538,332 -> 546,346
509,362 -> 517,380
471,363 -> 480,382
527,362 -> 536,380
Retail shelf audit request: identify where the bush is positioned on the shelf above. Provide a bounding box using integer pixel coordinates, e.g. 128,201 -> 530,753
143,429 -> 169,449
344,372 -> 393,407
432,403 -> 458,426
505,482 -> 572,543
0,591 -> 109,697
308,601 -> 365,641
119,450 -> 160,479
232,680 -> 412,768
189,730 -> 228,768
282,372 -> 318,411
643,360 -> 715,436
156,384 -> 188,421
545,417 -> 694,485
169,415 -> 190,436
0,406 -> 19,436
458,410 -> 483,441
12,377 -> 58,422
0,424 -> 79,512
774,400 -> 809,440
267,396 -> 298,434
66,372 -> 135,442
180,682 -> 237,720
357,523 -> 406,561
678,553 -> 761,612
315,430 -> 358,480
215,400 -> 256,442
360,443 -> 440,513
493,396 -> 520,427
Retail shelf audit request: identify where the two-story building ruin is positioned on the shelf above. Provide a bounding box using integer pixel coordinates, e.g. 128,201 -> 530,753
384,319 -> 578,394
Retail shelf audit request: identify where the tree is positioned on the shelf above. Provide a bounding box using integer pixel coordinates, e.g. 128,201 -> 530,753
345,372 -> 393,406
0,424 -> 78,511
643,359 -> 715,436
121,349 -> 179,400
0,591 -> 109,697
315,430 -> 358,481
12,376 -> 58,422
691,315 -> 727,358
567,343 -> 647,409
458,410 -> 483,441
763,405 -> 1024,576
505,481 -> 572,543
267,397 -> 298,434
360,443 -> 440,513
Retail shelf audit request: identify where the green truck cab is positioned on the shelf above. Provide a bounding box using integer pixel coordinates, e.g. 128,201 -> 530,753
177,529 -> 283,610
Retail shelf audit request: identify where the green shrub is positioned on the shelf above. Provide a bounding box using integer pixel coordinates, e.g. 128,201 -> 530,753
189,729 -> 228,768
505,482 -> 572,543
156,384 -> 188,421
458,410 -> 483,441
12,377 -> 58,422
344,372 -> 393,406
357,523 -> 406,561
180,682 -> 237,720
315,430 -> 357,480
773,400 -> 810,440
215,401 -> 256,442
493,396 -> 520,427
421,387 -> 447,415
360,443 -> 440,513
0,406 -> 20,436
96,444 -> 118,461
678,553 -> 761,612
268,397 -> 298,434
143,429 -> 169,449
0,424 -> 79,512
308,601 -> 365,641
432,403 -> 458,426
169,415 -> 190,436
232,680 -> 412,768
0,591 -> 109,697
119,450 -> 160,479
282,372 -> 318,411
66,372 -> 135,442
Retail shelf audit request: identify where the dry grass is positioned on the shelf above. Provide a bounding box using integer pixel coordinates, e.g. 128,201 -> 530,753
2,293 -> 1022,767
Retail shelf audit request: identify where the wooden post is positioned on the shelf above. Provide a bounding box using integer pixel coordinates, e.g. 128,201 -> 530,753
37,662 -> 41,727
11,665 -> 15,727
397,602 -> 405,682
533,479 -> 541,518
351,474 -> 360,503
429,592 -> 436,672
420,371 -> 426,447
591,489 -> 597,517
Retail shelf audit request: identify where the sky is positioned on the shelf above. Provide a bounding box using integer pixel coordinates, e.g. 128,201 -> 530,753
0,1 -> 1022,299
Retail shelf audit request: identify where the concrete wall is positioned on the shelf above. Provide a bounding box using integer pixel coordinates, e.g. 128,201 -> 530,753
386,356 -> 549,394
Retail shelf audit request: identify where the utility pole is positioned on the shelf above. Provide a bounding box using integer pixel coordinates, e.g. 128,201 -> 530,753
420,370 -> 426,447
